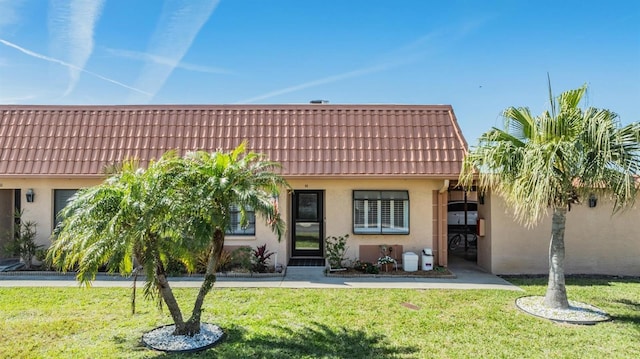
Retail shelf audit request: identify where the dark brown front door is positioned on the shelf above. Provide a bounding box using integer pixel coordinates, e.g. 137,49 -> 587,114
291,190 -> 323,257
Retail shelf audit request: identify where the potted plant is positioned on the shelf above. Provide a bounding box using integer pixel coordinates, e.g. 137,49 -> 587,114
377,255 -> 396,272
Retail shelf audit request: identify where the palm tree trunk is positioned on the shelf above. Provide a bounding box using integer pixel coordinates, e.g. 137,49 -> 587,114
131,266 -> 139,315
543,207 -> 569,309
154,260 -> 187,334
183,228 -> 225,336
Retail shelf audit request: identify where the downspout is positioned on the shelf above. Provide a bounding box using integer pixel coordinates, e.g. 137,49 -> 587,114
438,179 -> 449,267
439,179 -> 450,193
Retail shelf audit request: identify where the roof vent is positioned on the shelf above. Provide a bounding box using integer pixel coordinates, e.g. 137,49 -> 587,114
310,100 -> 329,104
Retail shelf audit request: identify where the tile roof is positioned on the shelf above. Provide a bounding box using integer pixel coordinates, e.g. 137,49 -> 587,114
0,104 -> 468,178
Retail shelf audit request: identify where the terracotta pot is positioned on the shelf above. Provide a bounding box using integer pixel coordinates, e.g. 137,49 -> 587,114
381,263 -> 393,272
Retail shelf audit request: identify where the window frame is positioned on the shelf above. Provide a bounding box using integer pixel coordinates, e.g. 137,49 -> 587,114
225,204 -> 256,236
53,189 -> 78,230
352,190 -> 410,235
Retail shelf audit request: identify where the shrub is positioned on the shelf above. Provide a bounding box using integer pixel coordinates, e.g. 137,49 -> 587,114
164,257 -> 188,276
195,248 -> 233,273
216,250 -> 233,272
353,260 -> 379,274
325,234 -> 349,269
252,244 -> 274,273
366,263 -> 380,274
35,248 -> 54,271
231,247 -> 253,272
3,211 -> 40,270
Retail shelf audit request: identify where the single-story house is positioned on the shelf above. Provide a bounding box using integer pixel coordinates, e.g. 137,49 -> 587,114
1,104 -> 638,275
0,104 -> 466,269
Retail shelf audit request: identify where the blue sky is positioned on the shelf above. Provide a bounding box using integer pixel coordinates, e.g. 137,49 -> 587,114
0,0 -> 638,143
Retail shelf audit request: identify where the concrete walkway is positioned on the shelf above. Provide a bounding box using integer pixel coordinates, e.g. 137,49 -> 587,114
0,258 -> 520,291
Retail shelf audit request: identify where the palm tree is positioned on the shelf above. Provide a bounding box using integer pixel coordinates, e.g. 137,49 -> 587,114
460,83 -> 639,309
48,143 -> 288,335
164,143 -> 288,334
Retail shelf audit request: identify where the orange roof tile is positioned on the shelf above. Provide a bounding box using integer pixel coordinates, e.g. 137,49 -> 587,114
0,104 -> 468,178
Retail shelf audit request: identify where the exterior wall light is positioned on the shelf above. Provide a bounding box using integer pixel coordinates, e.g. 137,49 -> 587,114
26,188 -> 35,203
588,194 -> 597,208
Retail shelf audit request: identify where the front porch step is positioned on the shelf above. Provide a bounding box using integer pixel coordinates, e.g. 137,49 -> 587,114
288,258 -> 325,267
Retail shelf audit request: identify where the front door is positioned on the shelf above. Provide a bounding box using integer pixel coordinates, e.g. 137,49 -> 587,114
0,189 -> 19,258
292,190 -> 324,257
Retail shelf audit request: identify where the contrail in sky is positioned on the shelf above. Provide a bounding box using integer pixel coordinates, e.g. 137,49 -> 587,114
127,0 -> 220,103
105,47 -> 232,75
235,62 -> 408,104
237,20 -> 488,104
48,0 -> 105,97
0,95 -> 36,103
0,38 -> 151,95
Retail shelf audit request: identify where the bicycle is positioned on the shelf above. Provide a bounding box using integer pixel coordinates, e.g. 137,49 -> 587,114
448,230 -> 477,251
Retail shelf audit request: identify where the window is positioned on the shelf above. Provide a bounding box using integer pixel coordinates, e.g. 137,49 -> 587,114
353,190 -> 409,234
226,204 -> 256,236
53,189 -> 78,229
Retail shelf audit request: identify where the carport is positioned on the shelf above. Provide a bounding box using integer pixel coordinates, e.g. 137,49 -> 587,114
446,184 -> 479,265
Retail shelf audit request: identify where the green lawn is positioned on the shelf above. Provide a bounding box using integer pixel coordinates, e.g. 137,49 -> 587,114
0,277 -> 638,358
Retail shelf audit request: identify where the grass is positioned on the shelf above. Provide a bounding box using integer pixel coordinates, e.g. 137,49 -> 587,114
0,277 -> 638,358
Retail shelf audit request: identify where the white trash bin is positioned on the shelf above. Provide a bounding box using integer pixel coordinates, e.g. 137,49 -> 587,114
402,252 -> 419,272
421,248 -> 434,271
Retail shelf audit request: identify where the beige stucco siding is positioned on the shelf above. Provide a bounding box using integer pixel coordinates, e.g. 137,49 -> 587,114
285,178 -> 442,263
1,177 -> 445,268
232,178 -> 443,267
0,177 -> 289,262
0,178 -> 102,247
488,194 -> 640,276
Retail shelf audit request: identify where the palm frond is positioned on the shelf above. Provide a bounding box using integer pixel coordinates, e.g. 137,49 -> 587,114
461,83 -> 639,226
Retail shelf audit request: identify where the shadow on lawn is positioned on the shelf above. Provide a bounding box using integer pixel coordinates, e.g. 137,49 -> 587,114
610,299 -> 640,328
609,313 -> 640,329
150,322 -> 415,358
615,298 -> 640,311
503,276 -> 640,287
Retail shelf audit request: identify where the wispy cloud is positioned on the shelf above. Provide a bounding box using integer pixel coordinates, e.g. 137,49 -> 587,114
105,47 -> 232,75
127,0 -> 220,103
0,0 -> 24,29
48,0 -> 105,96
0,38 -> 151,95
